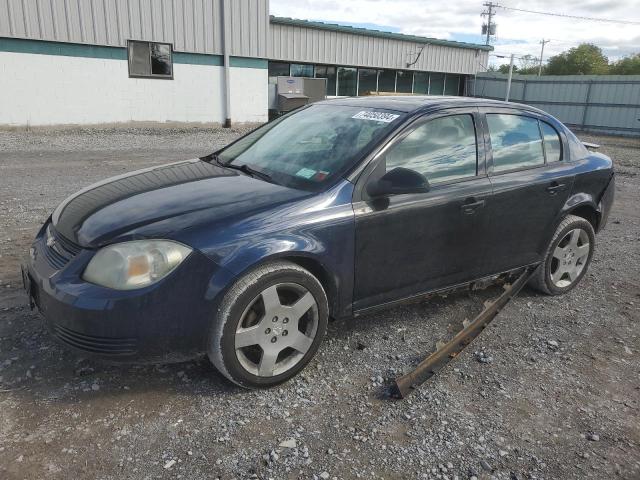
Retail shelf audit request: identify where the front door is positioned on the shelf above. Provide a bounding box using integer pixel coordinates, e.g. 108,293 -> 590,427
353,110 -> 493,311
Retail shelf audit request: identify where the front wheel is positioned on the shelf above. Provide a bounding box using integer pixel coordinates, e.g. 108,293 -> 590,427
208,261 -> 328,389
530,214 -> 595,295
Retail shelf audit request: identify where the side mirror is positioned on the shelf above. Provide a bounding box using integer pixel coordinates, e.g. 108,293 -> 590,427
366,167 -> 430,198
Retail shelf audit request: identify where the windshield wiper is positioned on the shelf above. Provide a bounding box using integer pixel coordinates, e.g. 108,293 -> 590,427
224,163 -> 273,182
210,152 -> 222,165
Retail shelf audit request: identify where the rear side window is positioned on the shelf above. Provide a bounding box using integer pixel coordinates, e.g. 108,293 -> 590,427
566,128 -> 589,161
540,121 -> 562,162
487,114 -> 544,172
385,114 -> 477,184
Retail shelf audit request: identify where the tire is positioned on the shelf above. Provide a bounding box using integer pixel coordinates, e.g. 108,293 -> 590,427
208,261 -> 329,389
530,214 -> 596,295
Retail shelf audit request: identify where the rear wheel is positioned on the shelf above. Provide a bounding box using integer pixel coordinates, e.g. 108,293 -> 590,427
208,261 -> 328,389
530,214 -> 595,295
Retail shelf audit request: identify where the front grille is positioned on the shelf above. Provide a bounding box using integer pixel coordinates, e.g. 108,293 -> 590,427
51,226 -> 81,256
42,224 -> 82,270
52,324 -> 138,355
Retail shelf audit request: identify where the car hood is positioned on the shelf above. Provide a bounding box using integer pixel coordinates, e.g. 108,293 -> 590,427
52,159 -> 311,248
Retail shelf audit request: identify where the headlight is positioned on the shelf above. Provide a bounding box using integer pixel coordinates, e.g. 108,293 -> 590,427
83,240 -> 192,290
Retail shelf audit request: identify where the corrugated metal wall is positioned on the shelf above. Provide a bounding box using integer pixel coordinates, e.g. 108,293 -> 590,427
0,0 -> 269,57
268,21 -> 488,75
470,73 -> 640,136
0,0 -> 487,73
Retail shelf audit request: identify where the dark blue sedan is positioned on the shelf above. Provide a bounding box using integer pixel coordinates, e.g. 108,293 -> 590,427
24,96 -> 615,388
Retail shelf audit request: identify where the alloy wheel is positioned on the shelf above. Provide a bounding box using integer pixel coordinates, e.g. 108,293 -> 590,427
234,283 -> 319,377
550,228 -> 591,288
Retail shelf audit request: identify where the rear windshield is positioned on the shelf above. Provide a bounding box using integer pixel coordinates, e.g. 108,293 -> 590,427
217,104 -> 405,191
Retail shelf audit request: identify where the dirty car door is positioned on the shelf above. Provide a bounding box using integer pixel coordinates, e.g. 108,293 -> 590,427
481,110 -> 576,273
353,110 -> 492,311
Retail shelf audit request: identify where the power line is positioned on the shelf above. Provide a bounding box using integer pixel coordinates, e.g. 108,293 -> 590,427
490,53 -> 533,60
545,38 -> 587,45
497,5 -> 640,26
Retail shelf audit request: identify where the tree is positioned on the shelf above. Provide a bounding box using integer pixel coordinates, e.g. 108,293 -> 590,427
491,55 -> 541,75
610,54 -> 640,75
545,44 -> 609,75
518,54 -> 540,74
518,65 -> 542,75
497,64 -> 517,74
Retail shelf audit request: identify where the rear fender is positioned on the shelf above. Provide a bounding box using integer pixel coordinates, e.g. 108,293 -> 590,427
534,196 -> 599,260
561,193 -> 598,217
556,193 -> 600,231
597,172 -> 615,231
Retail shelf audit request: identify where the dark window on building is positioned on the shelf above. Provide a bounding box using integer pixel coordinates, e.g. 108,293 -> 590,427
337,67 -> 357,96
429,73 -> 445,95
315,65 -> 337,96
487,114 -> 545,173
386,114 -> 478,184
444,74 -> 460,95
128,40 -> 173,79
396,71 -> 413,93
358,69 -> 378,95
268,61 -> 290,77
540,121 -> 562,162
378,70 -> 396,92
413,72 -> 429,94
290,63 -> 314,77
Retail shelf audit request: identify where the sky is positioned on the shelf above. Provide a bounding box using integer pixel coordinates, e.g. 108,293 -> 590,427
269,0 -> 640,68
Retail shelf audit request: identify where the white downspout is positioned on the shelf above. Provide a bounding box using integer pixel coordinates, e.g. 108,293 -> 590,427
221,0 -> 232,127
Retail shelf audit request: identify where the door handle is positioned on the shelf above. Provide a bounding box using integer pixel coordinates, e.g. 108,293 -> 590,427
461,199 -> 485,215
546,182 -> 566,195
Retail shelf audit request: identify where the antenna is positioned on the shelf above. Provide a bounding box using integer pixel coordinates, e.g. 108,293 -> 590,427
481,2 -> 499,45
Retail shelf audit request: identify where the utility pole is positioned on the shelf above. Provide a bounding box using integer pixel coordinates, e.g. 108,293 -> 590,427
538,39 -> 550,76
481,2 -> 499,45
505,53 -> 515,101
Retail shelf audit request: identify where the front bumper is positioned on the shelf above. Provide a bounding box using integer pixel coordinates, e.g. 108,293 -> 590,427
24,223 -> 229,362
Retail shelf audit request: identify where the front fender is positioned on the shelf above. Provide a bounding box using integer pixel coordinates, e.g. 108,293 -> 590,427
219,208 -> 355,318
198,182 -> 357,319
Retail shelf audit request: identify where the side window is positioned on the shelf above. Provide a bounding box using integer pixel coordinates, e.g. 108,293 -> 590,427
385,114 -> 477,184
566,128 -> 589,161
487,114 -> 544,172
540,121 -> 562,162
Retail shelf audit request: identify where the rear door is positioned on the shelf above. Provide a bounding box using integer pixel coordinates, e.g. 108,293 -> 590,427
480,109 -> 576,274
352,108 -> 493,311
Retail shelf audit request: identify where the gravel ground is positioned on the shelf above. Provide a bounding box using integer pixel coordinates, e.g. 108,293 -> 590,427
0,128 -> 638,480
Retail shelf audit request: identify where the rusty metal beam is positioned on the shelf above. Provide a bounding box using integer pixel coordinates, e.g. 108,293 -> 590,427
391,267 -> 535,399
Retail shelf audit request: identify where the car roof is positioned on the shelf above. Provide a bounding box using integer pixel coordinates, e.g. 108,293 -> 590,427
318,95 -> 544,115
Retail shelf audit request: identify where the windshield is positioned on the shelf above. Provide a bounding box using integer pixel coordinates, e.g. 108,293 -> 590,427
217,104 -> 404,190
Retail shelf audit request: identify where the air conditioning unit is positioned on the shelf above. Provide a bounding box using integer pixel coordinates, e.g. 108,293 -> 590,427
273,76 -> 327,113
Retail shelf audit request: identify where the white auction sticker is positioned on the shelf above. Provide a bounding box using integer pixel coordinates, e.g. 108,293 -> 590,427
352,111 -> 400,123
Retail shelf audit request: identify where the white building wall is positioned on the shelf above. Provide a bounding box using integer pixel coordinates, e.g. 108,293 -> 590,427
0,51 -> 266,127
229,66 -> 268,124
